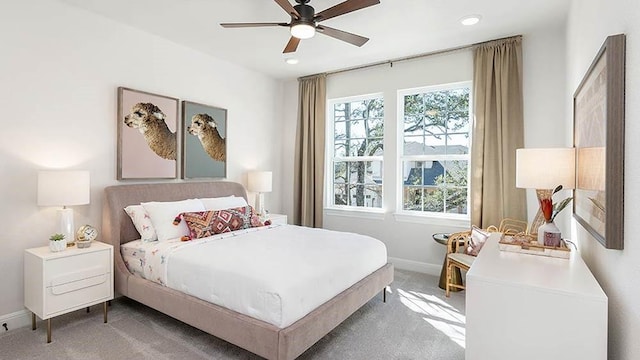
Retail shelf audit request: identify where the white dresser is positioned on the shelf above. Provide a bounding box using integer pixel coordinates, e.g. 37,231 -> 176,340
466,234 -> 607,360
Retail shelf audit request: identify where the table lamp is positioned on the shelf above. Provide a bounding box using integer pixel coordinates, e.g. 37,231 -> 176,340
37,170 -> 90,246
247,171 -> 272,218
516,148 -> 575,245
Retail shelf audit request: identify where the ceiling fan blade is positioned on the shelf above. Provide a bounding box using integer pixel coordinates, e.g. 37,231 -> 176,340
314,0 -> 380,22
316,25 -> 369,47
274,0 -> 300,18
283,36 -> 301,53
220,22 -> 289,28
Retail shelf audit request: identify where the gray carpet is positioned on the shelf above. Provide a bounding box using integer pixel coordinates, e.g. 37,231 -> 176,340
0,270 -> 466,359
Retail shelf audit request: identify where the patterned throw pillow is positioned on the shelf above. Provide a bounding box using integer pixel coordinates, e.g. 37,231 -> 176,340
124,205 -> 158,242
180,206 -> 254,239
465,226 -> 491,256
250,213 -> 270,227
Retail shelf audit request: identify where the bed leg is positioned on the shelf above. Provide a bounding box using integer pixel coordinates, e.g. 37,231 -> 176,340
383,287 -> 387,303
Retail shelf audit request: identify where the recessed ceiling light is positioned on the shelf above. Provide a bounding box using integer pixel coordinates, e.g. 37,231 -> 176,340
460,15 -> 481,26
285,58 -> 299,65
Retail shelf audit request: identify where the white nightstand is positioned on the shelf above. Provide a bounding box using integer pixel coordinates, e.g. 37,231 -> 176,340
268,213 -> 288,225
24,241 -> 114,343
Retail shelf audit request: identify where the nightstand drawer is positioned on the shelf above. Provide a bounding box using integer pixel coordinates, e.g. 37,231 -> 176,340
268,214 -> 288,225
44,250 -> 109,285
46,273 -> 111,317
51,268 -> 107,294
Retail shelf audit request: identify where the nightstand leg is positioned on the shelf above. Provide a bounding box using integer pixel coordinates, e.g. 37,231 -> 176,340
86,307 -> 90,313
383,287 -> 387,303
46,319 -> 51,343
31,313 -> 36,330
103,302 -> 108,323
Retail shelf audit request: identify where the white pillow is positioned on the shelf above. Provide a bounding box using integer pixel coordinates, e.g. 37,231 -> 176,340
199,196 -> 248,210
124,205 -> 158,242
141,199 -> 205,241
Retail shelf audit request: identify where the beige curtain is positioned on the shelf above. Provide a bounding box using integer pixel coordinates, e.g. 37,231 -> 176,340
294,74 -> 326,227
470,36 -> 527,228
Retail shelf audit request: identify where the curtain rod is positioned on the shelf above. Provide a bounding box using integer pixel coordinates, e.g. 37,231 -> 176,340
299,34 -> 522,80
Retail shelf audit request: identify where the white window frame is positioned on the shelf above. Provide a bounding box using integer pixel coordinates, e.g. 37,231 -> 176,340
395,81 -> 472,223
325,93 -> 385,215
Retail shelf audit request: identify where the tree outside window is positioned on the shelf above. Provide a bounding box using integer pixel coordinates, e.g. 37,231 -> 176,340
330,96 -> 384,208
400,83 -> 471,215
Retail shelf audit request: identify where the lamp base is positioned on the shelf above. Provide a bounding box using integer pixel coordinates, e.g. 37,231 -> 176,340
255,192 -> 266,219
57,208 -> 75,246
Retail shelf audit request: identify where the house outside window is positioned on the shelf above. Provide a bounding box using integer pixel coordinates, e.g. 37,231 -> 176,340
327,94 -> 384,210
398,82 -> 471,218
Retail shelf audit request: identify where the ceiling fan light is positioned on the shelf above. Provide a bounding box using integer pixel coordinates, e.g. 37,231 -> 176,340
291,23 -> 315,39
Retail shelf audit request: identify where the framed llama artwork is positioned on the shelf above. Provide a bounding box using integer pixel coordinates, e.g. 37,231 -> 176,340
181,100 -> 227,179
117,87 -> 179,180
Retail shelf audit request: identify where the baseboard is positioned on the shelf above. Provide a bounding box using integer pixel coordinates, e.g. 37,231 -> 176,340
388,257 -> 441,277
0,309 -> 31,333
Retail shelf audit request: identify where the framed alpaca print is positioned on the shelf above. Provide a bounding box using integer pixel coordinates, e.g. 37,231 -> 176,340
117,87 -> 179,180
573,34 -> 625,249
181,100 -> 227,179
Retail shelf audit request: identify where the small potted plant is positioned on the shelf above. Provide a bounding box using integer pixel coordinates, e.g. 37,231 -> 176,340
49,233 -> 67,252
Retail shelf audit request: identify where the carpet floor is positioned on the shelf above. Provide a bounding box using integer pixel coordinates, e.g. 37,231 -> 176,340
0,270 -> 466,360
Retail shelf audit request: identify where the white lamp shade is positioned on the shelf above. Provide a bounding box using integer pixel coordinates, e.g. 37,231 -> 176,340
37,170 -> 90,206
247,171 -> 272,193
516,148 -> 575,190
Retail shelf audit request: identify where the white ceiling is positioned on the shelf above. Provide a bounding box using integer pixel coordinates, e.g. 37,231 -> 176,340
61,0 -> 570,80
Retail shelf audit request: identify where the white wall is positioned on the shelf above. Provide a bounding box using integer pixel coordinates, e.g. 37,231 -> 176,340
567,0 -> 640,358
522,22 -> 573,226
0,0 -> 283,321
281,25 -> 567,274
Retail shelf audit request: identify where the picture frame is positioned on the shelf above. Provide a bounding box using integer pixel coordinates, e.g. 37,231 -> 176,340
117,87 -> 179,180
572,34 -> 625,250
181,100 -> 227,179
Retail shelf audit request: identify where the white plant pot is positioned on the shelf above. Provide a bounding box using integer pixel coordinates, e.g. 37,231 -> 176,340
49,239 -> 67,252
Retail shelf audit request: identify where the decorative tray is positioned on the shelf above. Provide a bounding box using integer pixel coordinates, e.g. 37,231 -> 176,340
498,234 -> 571,259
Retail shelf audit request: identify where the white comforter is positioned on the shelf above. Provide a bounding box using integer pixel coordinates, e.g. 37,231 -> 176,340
126,225 -> 387,328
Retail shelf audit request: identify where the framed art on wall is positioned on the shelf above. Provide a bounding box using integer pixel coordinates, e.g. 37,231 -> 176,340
117,87 -> 179,180
572,34 -> 625,250
181,100 -> 227,179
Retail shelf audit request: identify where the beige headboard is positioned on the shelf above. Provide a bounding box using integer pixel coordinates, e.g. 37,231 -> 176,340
102,181 -> 247,295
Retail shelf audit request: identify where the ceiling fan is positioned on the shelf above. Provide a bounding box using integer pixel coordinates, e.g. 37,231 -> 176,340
220,0 -> 380,53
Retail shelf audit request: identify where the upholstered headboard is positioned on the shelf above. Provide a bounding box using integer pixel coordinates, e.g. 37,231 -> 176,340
102,181 -> 247,295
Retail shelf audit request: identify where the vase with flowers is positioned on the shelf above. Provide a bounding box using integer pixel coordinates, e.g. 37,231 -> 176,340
536,185 -> 573,246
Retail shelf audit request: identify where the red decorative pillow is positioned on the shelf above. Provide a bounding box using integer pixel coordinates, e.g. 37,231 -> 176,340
179,206 -> 253,239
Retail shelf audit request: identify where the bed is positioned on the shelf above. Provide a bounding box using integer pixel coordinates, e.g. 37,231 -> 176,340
102,181 -> 394,360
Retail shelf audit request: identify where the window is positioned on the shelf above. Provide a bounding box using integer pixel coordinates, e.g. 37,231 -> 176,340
398,82 -> 471,217
327,94 -> 384,209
